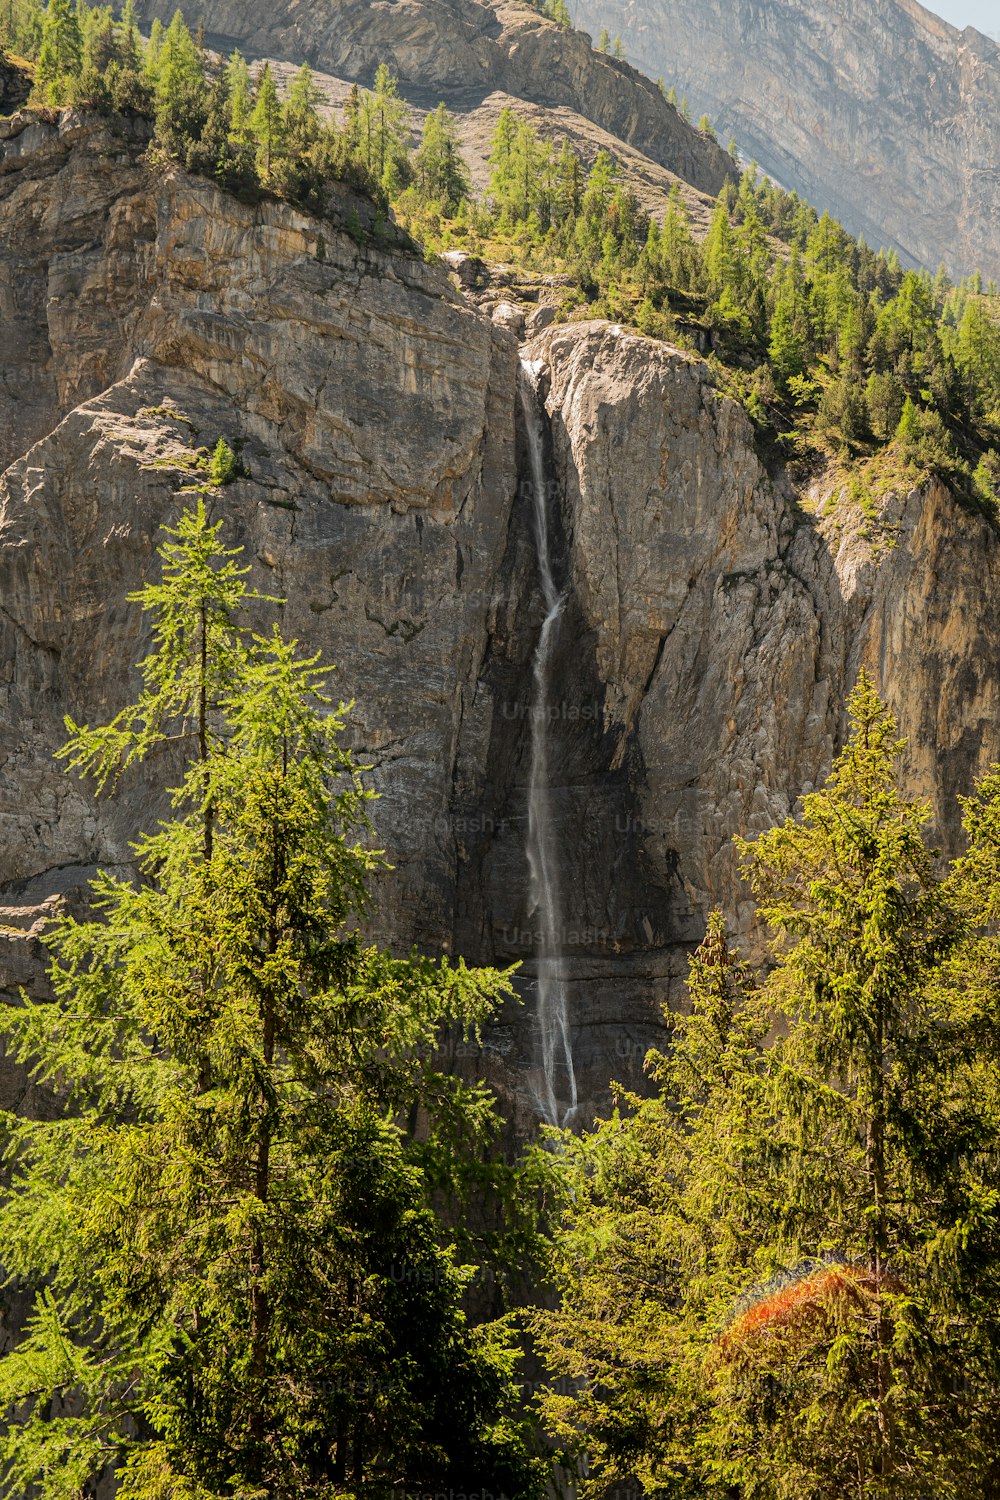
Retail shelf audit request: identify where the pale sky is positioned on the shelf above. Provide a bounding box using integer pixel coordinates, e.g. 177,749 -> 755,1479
928,0 -> 999,34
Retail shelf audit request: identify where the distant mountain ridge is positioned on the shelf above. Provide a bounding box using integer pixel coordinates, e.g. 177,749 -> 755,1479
571,0 -> 1000,281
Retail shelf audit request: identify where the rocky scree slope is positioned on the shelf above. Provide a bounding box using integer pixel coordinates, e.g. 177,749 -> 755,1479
573,0 -> 1000,283
2,111 -> 1000,1132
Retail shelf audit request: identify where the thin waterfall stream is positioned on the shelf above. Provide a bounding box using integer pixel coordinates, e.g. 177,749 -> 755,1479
518,358 -> 579,1129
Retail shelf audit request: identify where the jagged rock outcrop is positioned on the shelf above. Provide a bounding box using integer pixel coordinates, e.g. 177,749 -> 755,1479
572,0 -> 1000,281
134,0 -> 737,203
3,115 -> 1000,1132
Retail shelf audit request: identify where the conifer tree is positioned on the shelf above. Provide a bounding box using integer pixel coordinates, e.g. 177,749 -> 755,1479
224,47 -> 252,149
0,501 -> 540,1500
659,184 -> 699,290
153,7 -> 206,152
143,14 -> 164,80
486,103 -> 519,218
284,60 -> 321,155
553,137 -> 583,223
704,197 -> 749,333
81,4 -> 116,77
487,108 -> 552,227
768,244 -> 810,382
359,61 -> 409,197
341,79 -> 361,154
414,101 -> 469,212
535,677 -> 1000,1499
249,60 -> 283,180
34,0 -> 82,103
865,367 -> 905,440
116,0 -> 142,73
896,392 -> 920,442
956,297 -> 1000,420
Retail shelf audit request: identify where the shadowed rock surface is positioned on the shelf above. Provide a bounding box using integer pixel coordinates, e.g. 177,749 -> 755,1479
3,113 -> 1000,1135
572,0 -> 1000,282
0,53 -> 31,114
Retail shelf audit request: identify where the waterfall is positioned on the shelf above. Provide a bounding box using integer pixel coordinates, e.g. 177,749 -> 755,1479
518,359 -> 579,1130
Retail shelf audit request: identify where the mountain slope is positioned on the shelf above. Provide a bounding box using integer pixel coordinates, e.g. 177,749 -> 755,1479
572,0 -> 1000,281
134,0 -> 737,200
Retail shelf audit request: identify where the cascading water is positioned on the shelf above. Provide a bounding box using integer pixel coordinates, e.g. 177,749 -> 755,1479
518,359 -> 579,1130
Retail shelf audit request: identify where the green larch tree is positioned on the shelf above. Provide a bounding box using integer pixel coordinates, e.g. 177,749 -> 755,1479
283,61 -> 322,156
143,14 -> 164,81
0,500 -> 541,1500
704,197 -> 749,333
486,109 -> 554,228
956,298 -> 1000,421
414,101 -> 469,213
224,47 -> 253,145
358,61 -> 409,198
553,138 -> 583,223
249,60 -> 284,181
153,7 -> 206,154
658,184 -> 700,291
33,0 -> 82,103
768,243 -> 810,382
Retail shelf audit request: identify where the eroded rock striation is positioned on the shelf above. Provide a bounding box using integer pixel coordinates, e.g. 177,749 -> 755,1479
2,114 -> 1000,1131
572,0 -> 1000,282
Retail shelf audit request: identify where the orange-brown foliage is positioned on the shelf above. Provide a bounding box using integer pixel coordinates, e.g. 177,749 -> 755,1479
715,1266 -> 903,1366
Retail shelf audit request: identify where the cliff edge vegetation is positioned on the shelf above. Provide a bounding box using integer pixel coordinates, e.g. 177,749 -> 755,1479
3,0 -> 1000,521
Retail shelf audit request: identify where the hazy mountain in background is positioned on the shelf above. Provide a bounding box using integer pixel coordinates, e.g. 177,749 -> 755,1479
572,0 -> 1000,281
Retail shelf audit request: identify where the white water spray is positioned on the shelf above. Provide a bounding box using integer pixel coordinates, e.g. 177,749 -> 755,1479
519,359 -> 579,1130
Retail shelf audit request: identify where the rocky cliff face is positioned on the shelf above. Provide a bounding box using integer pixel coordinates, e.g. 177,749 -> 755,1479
3,114 -> 1000,1133
0,109 -> 519,1012
572,0 -> 1000,282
